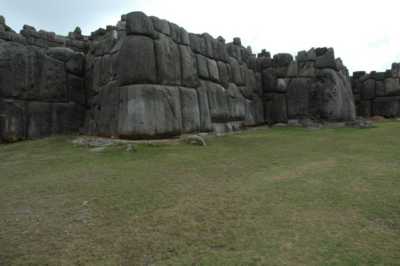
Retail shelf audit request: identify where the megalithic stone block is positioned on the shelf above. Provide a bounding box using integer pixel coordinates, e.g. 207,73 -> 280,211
118,85 -> 182,138
117,35 -> 157,86
373,97 -> 400,118
26,101 -> 52,139
179,45 -> 199,88
125,11 -> 155,37
0,99 -> 26,142
155,34 -> 181,85
287,78 -> 311,118
180,87 -> 201,133
264,93 -> 288,124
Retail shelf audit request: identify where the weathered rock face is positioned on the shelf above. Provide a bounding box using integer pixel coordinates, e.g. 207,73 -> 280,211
259,47 -> 356,124
0,18 -> 86,142
0,11 -> 358,142
83,11 -> 265,139
352,64 -> 400,118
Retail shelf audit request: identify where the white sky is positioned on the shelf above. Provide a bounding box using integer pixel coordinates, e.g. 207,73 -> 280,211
1,0 -> 400,73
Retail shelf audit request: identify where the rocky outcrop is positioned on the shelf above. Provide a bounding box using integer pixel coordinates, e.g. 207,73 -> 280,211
352,64 -> 400,118
258,48 -> 356,124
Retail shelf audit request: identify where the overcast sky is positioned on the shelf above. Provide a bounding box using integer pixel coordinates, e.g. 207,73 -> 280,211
1,0 -> 399,73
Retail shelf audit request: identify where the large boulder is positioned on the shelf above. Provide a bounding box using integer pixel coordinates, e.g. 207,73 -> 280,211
245,97 -> 264,126
207,59 -> 220,82
313,69 -> 356,121
0,99 -> 26,142
287,78 -> 311,118
264,93 -> 288,124
39,56 -> 68,102
228,57 -> 243,85
66,53 -> 85,76
151,16 -> 170,36
67,74 -> 85,106
217,61 -> 231,89
201,81 -> 229,122
180,87 -> 201,133
361,78 -> 375,100
155,35 -> 181,85
26,102 -> 52,139
125,11 -> 155,37
87,82 -> 120,137
196,54 -> 209,80
52,102 -> 84,134
273,53 -> 293,67
180,45 -> 199,88
226,83 -> 246,121
117,35 -> 157,86
384,78 -> 400,96
357,100 -> 372,117
315,48 -> 336,69
0,41 -> 43,99
262,68 -> 277,93
196,85 -> 213,132
47,47 -> 75,62
118,85 -> 182,138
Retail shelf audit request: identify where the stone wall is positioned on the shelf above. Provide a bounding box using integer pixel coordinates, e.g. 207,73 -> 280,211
0,16 -> 86,142
83,11 -> 264,139
258,47 -> 356,124
352,64 -> 400,118
0,11 -> 359,142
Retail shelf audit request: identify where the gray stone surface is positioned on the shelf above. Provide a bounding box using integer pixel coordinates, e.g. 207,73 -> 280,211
117,35 -> 157,86
196,54 -> 209,80
151,16 -> 170,36
207,59 -> 220,82
361,79 -> 376,100
179,45 -> 199,88
40,56 -> 68,102
180,87 -> 201,133
66,53 -> 85,75
314,69 -> 356,121
202,81 -> 229,122
0,99 -> 26,142
155,34 -> 181,85
273,53 -> 293,67
218,61 -> 231,89
0,13 -> 373,141
315,48 -> 336,69
384,78 -> 400,96
118,84 -> 182,138
125,11 -> 155,37
357,100 -> 372,117
196,84 -> 213,132
226,83 -> 246,121
229,57 -> 243,85
88,82 -> 120,137
52,102 -> 84,134
264,93 -> 287,124
287,78 -> 311,118
373,97 -> 400,118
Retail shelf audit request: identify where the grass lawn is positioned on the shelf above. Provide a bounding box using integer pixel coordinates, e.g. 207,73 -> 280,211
1,122 -> 400,265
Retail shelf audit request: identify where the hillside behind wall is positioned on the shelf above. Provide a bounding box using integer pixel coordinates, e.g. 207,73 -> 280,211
352,64 -> 400,118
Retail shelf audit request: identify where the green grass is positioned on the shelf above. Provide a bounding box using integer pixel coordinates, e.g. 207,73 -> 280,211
1,123 -> 400,266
